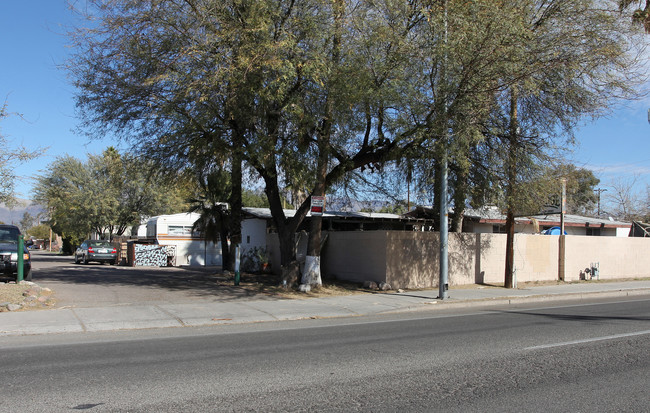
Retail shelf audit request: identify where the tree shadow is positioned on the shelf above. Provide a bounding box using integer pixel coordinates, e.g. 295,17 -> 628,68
496,309 -> 650,323
30,253 -> 284,302
382,232 -> 495,289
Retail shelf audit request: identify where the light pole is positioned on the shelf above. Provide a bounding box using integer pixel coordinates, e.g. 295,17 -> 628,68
439,0 -> 449,300
595,188 -> 607,216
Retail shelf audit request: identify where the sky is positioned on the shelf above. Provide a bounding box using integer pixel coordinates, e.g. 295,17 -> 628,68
2,1 -> 650,211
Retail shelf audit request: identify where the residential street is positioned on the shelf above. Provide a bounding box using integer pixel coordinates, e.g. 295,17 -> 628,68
0,252 -> 647,411
1,297 -> 649,412
5,1 -> 650,411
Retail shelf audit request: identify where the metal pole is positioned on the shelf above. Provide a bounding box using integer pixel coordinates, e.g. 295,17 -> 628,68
439,153 -> 449,299
559,178 -> 567,282
17,235 -> 24,282
560,178 -> 566,235
439,0 -> 449,300
595,188 -> 606,216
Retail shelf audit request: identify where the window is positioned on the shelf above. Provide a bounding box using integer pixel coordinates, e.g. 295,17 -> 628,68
586,228 -> 601,236
168,225 -> 194,236
0,227 -> 20,242
492,225 -> 507,234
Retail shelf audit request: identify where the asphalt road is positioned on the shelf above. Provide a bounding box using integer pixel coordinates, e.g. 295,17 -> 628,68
1,296 -> 649,412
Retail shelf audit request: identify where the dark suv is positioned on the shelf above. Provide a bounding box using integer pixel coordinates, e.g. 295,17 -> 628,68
0,224 -> 32,281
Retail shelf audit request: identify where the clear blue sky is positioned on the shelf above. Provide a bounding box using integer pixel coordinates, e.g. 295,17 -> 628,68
1,1 -> 118,201
2,1 -> 650,208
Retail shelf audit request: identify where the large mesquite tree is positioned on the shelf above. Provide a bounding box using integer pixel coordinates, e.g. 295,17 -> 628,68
68,0 -> 644,290
68,1 -> 431,281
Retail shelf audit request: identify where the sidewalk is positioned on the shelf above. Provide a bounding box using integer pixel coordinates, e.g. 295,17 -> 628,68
2,280 -> 650,336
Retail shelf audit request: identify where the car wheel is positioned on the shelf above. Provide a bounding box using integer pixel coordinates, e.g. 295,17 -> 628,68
23,269 -> 32,282
83,254 -> 89,265
74,254 -> 80,264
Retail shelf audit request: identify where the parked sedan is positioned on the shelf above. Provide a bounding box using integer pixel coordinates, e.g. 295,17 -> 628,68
75,240 -> 117,265
0,224 -> 32,281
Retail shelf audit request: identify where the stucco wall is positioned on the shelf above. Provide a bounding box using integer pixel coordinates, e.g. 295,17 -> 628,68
385,231 -> 438,289
450,233 -> 562,285
564,236 -> 650,281
268,231 -> 650,288
321,231 -> 388,284
324,232 -> 482,289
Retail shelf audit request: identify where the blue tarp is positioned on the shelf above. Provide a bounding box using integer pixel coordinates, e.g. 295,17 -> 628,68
543,226 -> 567,235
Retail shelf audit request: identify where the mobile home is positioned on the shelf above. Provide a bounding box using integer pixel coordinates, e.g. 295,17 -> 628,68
146,213 -> 222,266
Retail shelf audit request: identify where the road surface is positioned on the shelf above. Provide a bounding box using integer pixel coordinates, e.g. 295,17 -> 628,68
1,296 -> 649,412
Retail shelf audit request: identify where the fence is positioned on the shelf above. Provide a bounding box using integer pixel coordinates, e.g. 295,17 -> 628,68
268,231 -> 650,289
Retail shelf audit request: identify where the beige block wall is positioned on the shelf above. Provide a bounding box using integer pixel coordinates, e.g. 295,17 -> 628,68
458,234 -> 561,285
513,234 -> 559,283
385,231 -> 438,289
564,236 -> 650,281
322,231 -> 389,284
271,230 -> 650,288
324,232 -> 482,289
472,233 -> 506,285
448,233 -> 480,285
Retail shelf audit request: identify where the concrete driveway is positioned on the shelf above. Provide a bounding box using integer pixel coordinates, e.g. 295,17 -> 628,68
30,251 -> 273,308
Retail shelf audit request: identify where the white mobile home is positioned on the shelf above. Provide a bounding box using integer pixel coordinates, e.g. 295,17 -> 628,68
146,213 -> 222,266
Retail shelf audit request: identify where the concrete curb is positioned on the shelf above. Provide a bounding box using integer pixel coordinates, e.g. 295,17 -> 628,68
1,285 -> 650,337
378,288 -> 650,314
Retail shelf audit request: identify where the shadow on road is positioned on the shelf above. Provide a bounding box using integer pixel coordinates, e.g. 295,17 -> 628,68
29,251 -> 282,302
497,309 -> 650,323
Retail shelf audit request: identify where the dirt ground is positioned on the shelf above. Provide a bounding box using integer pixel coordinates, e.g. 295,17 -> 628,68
211,272 -> 367,298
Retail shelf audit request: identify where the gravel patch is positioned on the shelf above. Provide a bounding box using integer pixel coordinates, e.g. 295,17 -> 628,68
0,281 -> 56,312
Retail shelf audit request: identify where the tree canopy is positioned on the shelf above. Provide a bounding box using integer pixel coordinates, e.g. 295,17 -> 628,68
33,148 -> 190,244
67,0 -> 646,285
0,102 -> 44,206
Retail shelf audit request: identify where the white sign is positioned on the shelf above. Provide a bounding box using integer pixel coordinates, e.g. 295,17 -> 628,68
311,196 -> 325,216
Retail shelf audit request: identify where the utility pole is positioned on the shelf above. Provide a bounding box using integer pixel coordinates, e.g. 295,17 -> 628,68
595,188 -> 607,216
558,178 -> 567,282
439,0 -> 449,300
560,178 -> 566,235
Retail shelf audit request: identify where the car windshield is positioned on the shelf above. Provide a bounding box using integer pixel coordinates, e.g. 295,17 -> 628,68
89,241 -> 112,248
0,227 -> 20,243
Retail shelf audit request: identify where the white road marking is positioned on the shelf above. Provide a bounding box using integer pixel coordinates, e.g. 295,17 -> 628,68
526,329 -> 650,350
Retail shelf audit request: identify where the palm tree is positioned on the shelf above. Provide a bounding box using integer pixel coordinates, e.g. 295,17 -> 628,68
189,171 -> 232,270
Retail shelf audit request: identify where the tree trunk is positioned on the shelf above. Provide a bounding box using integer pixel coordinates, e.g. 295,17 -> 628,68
220,225 -> 231,270
227,137 -> 243,272
301,0 -> 343,289
303,159 -> 326,287
450,168 -> 467,233
432,153 -> 442,231
261,166 -> 310,286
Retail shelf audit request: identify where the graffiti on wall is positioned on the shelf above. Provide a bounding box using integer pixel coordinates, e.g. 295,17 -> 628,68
134,244 -> 168,267
165,245 -> 177,267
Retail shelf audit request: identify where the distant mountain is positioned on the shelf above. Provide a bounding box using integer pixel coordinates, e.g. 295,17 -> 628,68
0,200 -> 46,226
